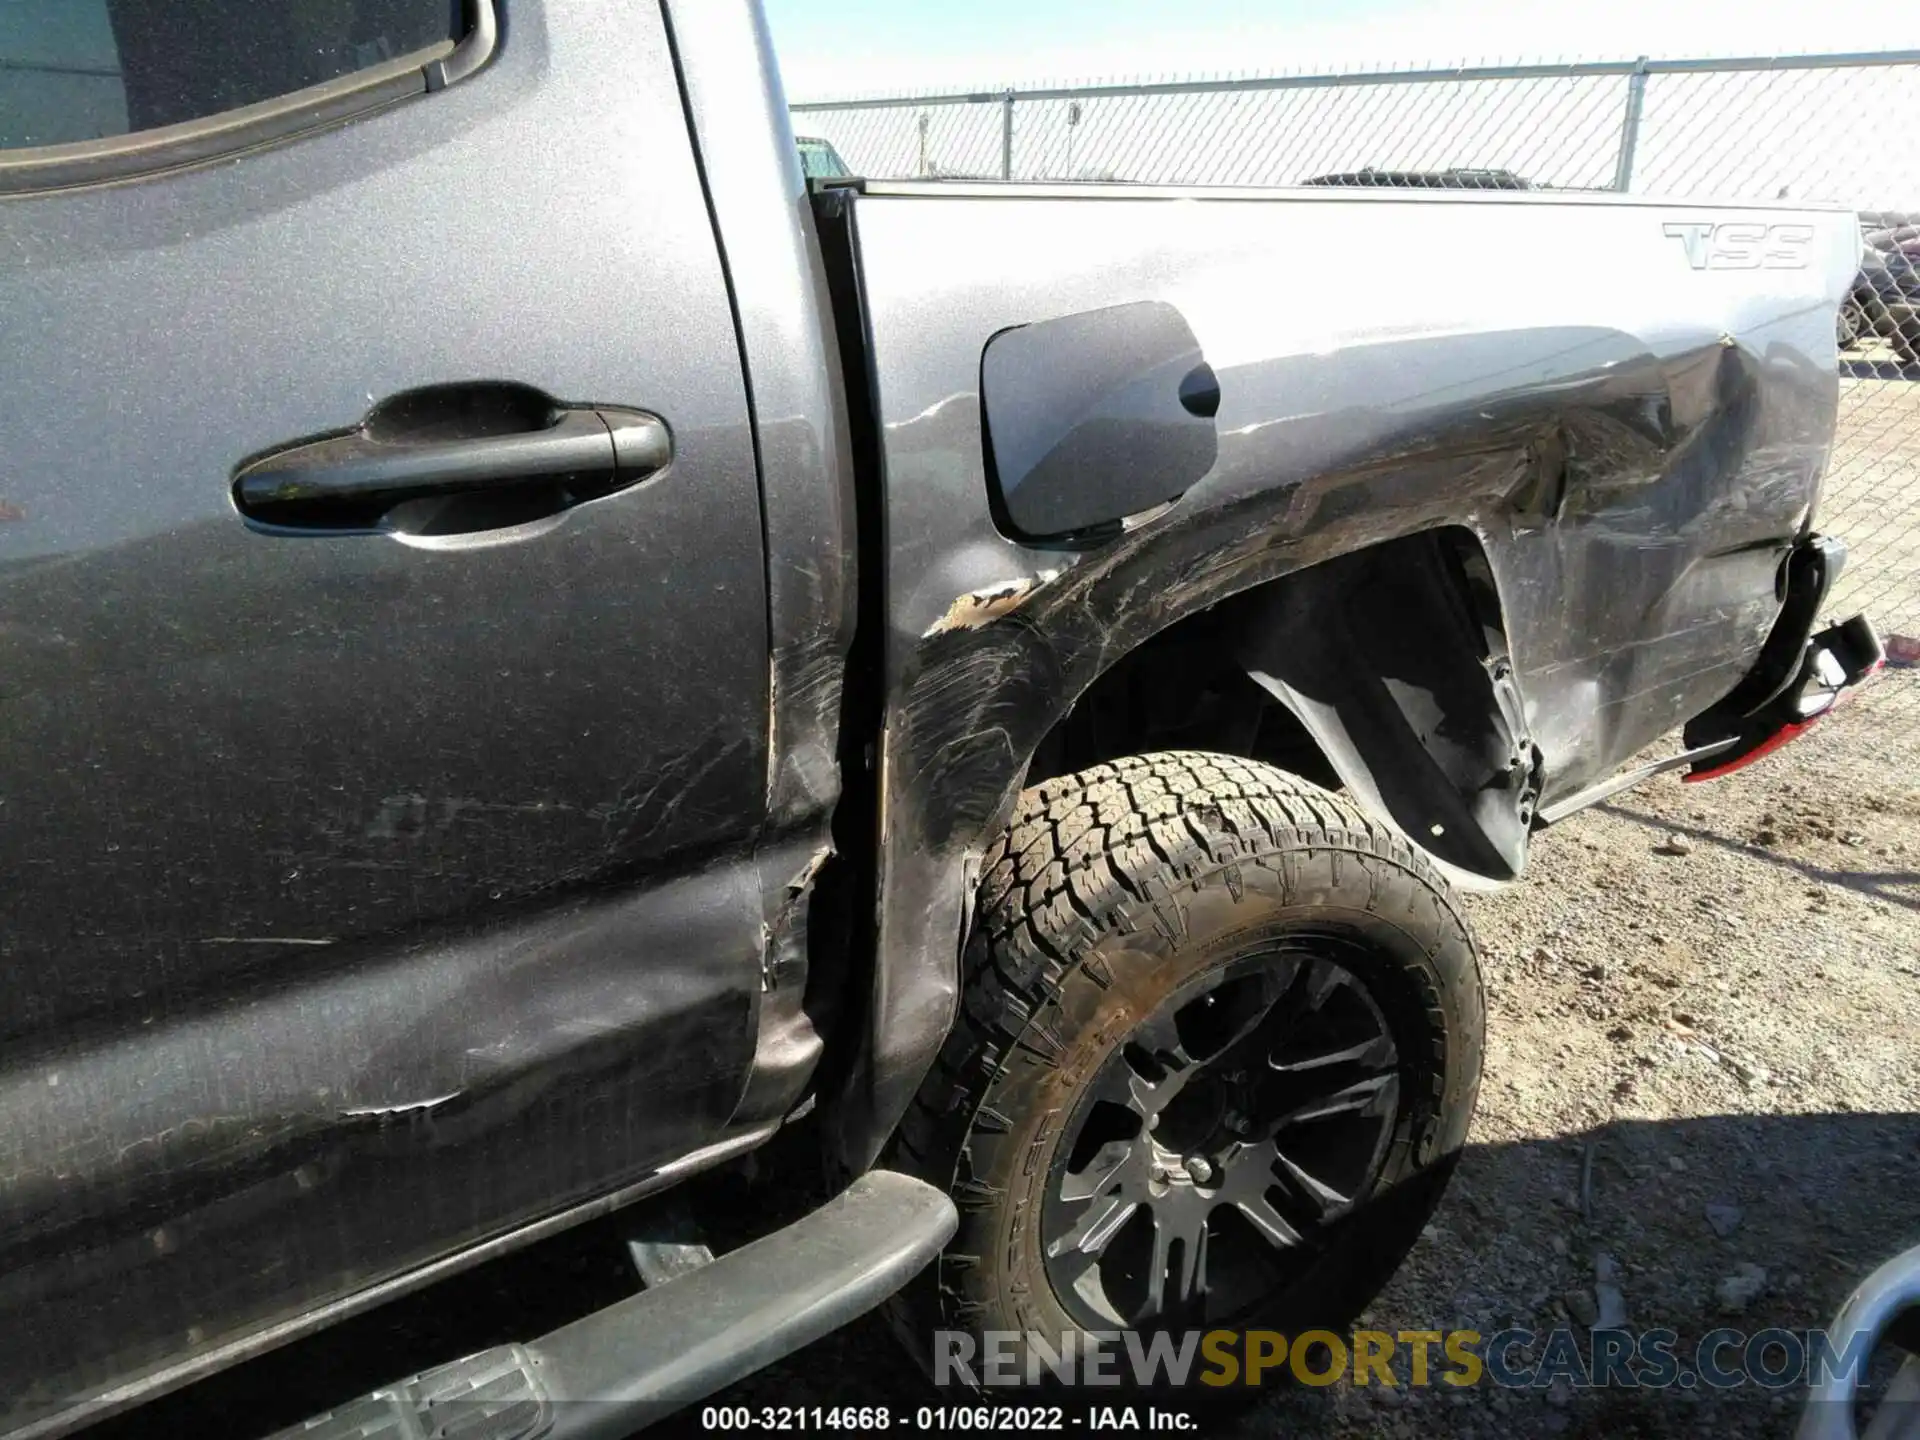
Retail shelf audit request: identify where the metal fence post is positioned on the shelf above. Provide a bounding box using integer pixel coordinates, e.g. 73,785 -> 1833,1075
1612,56 -> 1649,192
1001,88 -> 1014,180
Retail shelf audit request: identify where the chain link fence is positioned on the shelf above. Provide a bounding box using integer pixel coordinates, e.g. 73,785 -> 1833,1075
795,52 -> 1920,714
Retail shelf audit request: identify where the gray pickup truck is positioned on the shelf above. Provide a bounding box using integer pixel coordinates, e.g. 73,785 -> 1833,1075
0,3 -> 1884,1437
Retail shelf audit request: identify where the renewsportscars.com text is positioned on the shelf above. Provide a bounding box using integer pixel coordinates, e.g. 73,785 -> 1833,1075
934,1326 -> 1875,1391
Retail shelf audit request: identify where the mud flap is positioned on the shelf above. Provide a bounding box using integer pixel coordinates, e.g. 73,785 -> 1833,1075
1684,613 -> 1883,782
1681,535 -> 1883,782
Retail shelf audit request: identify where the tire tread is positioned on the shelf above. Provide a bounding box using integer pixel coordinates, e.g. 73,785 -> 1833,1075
891,751 -> 1482,1342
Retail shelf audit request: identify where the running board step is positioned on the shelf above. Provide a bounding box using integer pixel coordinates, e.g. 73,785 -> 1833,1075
271,1171 -> 956,1440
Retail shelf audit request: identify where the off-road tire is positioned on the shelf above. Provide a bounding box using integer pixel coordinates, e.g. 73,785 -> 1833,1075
1838,300 -> 1864,352
891,752 -> 1483,1385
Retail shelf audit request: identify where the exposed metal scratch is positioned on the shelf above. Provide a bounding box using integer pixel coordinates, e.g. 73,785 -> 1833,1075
785,843 -> 832,898
339,1092 -> 461,1119
198,937 -> 335,947
922,574 -> 1050,636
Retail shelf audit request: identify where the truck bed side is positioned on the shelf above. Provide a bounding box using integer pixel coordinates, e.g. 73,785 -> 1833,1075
829,183 -> 1858,1162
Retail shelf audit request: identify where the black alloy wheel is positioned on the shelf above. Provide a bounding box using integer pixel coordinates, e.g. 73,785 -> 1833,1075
1042,939 -> 1401,1330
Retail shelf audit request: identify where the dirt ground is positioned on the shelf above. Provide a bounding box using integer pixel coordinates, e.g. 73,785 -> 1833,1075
717,674 -> 1920,1439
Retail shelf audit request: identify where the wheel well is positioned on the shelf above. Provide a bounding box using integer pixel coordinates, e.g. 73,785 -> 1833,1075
1025,527 -> 1539,884
1024,606 -> 1340,791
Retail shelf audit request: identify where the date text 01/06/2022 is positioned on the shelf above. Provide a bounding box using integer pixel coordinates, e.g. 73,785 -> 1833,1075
698,1405 -> 1198,1432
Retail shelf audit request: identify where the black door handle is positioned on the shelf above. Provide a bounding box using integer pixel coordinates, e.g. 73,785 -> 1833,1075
235,394 -> 670,535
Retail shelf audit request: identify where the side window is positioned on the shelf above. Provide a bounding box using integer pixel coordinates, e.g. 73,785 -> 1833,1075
1,0 -> 468,153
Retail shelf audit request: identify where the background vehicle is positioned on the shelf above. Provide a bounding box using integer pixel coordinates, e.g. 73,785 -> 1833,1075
1840,244 -> 1920,363
0,2 -> 1879,1436
1863,222 -> 1920,256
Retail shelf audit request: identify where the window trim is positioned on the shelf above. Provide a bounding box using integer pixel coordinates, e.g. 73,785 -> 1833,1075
0,0 -> 498,196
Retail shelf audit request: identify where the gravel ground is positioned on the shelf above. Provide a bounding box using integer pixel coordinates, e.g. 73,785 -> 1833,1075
1254,679 -> 1920,1439
718,676 -> 1920,1439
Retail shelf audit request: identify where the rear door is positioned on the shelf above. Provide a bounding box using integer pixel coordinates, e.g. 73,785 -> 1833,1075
0,0 -> 769,1423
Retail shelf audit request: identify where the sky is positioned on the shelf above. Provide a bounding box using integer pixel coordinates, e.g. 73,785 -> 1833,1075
765,0 -> 1920,99
766,1 -> 1920,207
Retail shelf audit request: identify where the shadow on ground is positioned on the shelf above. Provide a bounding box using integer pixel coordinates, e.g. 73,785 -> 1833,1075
1598,798 -> 1920,916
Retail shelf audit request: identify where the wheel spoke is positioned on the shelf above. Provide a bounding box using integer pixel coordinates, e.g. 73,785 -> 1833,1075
1210,1140 -> 1303,1250
1190,963 -> 1299,1066
1110,1011 -> 1197,1116
1046,1236 -> 1102,1290
1272,1146 -> 1352,1216
1060,1139 -> 1137,1203
1232,1193 -> 1304,1250
1048,1189 -> 1139,1263
1274,955 -> 1345,1021
1089,1052 -> 1173,1119
1131,1010 -> 1196,1073
1301,957 -> 1349,1010
1139,1205 -> 1209,1323
1087,1055 -> 1145,1111
1272,1071 -> 1399,1130
1170,1213 -> 1209,1316
1125,1066 -> 1166,1115
1042,937 -> 1412,1332
1268,1031 -> 1397,1074
1256,955 -> 1332,1053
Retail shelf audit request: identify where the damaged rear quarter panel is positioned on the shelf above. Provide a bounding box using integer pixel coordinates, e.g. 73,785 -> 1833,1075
839,184 -> 1855,1165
